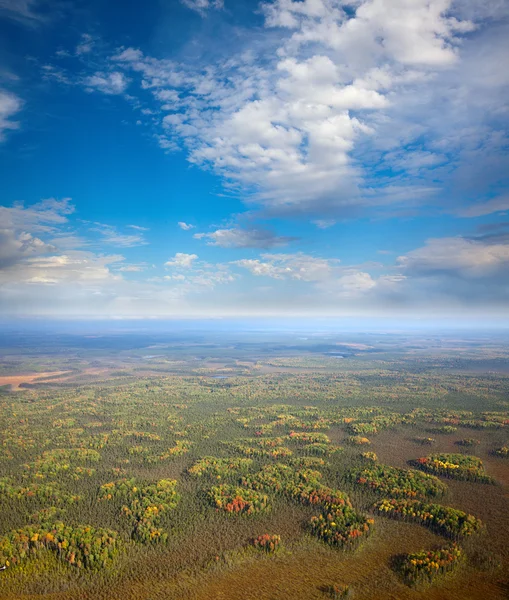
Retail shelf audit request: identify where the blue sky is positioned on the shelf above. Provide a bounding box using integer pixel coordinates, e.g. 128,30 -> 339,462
0,0 -> 508,319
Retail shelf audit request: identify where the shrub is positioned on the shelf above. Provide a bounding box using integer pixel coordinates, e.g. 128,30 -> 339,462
455,439 -> 480,447
347,436 -> 371,446
323,583 -> 351,599
252,534 -> 280,553
414,437 -> 435,446
492,446 -> 508,458
360,451 -> 378,462
426,426 -> 457,434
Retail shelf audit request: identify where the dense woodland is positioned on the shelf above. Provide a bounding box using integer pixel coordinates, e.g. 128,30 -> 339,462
0,334 -> 508,599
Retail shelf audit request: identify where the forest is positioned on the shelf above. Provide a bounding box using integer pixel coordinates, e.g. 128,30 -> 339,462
0,329 -> 508,599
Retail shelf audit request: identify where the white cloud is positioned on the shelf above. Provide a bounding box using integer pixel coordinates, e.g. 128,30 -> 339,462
274,0 -> 475,65
0,229 -> 55,269
40,0 -> 508,223
456,195 -> 509,218
117,264 -> 147,272
89,222 -> 147,247
397,237 -> 509,277
0,90 -> 22,142
0,202 -> 126,290
0,0 -> 47,24
232,251 -> 404,301
386,150 -> 447,174
0,252 -> 124,285
0,198 -> 74,233
194,227 -> 296,248
0,200 -> 238,317
154,134 -> 179,152
233,253 -> 338,281
313,219 -> 336,229
76,33 -> 95,56
104,0 -> 486,218
127,224 -> 149,231
83,71 -> 130,95
317,270 -> 377,298
180,0 -> 223,15
164,252 -> 198,268
2,197 -> 509,316
178,221 -> 195,230
0,198 -> 79,272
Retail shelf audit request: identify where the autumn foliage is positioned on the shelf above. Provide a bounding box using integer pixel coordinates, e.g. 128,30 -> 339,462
395,543 -> 463,586
374,498 -> 482,538
252,534 -> 281,553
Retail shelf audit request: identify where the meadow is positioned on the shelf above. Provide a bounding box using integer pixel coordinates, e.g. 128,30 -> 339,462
0,328 -> 508,599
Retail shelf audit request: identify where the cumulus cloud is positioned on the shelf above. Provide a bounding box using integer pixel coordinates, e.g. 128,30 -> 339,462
164,252 -> 198,268
3,0 -> 509,317
40,0 -> 509,222
0,90 -> 22,142
194,227 -> 297,248
0,251 -> 124,286
233,253 -> 339,281
1,197 -> 509,316
98,0 -> 500,219
232,252 -> 406,302
0,199 -> 237,317
0,230 -> 55,269
0,198 -> 77,274
0,200 -> 129,312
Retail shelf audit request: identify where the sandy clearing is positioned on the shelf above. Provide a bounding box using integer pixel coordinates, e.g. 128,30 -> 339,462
0,371 -> 72,391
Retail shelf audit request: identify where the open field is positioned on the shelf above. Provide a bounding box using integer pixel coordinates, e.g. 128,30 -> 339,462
0,371 -> 72,391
